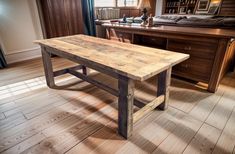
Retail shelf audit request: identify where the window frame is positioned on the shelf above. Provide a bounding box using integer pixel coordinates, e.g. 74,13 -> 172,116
95,0 -> 139,8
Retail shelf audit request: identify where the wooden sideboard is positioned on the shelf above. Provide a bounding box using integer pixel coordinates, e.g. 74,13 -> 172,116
103,23 -> 235,92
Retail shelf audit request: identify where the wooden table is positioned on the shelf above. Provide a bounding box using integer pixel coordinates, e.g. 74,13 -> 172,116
35,35 -> 189,139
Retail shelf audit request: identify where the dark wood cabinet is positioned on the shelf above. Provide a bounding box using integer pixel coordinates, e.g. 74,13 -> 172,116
167,38 -> 217,82
108,29 -> 132,43
37,0 -> 84,38
167,39 -> 218,60
104,24 -> 235,92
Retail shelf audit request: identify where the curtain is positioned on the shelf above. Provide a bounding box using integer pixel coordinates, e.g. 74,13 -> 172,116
0,47 -> 7,68
81,0 -> 96,36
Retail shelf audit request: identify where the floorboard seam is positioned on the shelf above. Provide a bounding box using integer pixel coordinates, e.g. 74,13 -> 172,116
181,120 -> 204,153
212,106 -> 235,153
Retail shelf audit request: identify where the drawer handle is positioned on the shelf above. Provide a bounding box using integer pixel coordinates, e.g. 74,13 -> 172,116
184,46 -> 192,51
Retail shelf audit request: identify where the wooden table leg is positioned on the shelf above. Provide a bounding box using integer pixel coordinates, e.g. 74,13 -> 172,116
157,68 -> 172,110
118,75 -> 135,139
82,65 -> 88,75
41,47 -> 55,88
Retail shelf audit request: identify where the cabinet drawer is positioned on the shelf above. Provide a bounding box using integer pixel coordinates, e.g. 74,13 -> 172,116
173,57 -> 213,82
134,35 -> 167,49
109,29 -> 132,43
168,39 -> 218,59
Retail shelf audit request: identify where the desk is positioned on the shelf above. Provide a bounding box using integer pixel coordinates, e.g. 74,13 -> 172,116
103,23 -> 235,92
35,35 -> 189,139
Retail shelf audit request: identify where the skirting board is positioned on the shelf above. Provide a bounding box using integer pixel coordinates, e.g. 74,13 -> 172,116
5,47 -> 42,64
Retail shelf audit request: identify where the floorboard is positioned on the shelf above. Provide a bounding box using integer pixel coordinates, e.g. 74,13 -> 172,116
0,57 -> 235,154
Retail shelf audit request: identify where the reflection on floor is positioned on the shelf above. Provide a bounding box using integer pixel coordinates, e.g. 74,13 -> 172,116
0,57 -> 235,154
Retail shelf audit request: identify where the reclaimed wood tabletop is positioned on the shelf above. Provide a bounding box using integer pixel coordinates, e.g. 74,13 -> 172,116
35,35 -> 189,81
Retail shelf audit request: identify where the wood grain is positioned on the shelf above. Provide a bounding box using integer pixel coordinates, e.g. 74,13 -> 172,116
183,123 -> 221,154
35,35 -> 189,81
103,24 -> 235,38
118,75 -> 135,139
1,57 -> 235,153
133,95 -> 164,123
104,24 -> 235,93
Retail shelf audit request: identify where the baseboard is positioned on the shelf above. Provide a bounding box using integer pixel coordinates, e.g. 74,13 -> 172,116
5,47 -> 41,64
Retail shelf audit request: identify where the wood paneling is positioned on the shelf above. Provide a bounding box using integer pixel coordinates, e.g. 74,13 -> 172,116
119,8 -> 141,17
219,0 -> 235,16
38,0 -> 67,38
37,0 -> 84,38
64,0 -> 84,35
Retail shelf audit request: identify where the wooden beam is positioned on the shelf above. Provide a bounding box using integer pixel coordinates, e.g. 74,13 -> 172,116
157,68 -> 172,110
118,75 -> 135,139
68,69 -> 119,97
41,47 -> 55,88
133,98 -> 146,108
45,46 -> 119,79
82,65 -> 88,75
133,95 -> 165,123
53,65 -> 83,77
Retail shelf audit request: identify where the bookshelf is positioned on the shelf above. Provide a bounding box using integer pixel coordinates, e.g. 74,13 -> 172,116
163,0 -> 198,15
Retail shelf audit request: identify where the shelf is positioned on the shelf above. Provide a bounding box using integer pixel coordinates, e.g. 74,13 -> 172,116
164,0 -> 198,15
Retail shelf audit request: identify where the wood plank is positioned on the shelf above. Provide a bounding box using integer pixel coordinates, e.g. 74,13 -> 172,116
42,90 -> 116,137
183,123 -> 221,154
169,78 -> 208,113
0,88 -> 99,152
1,133 -> 45,154
0,113 -> 5,120
41,47 -> 55,88
35,35 -> 189,81
0,57 -> 75,87
78,107 -> 195,154
133,95 -> 164,123
23,96 -> 68,119
205,91 -> 235,130
0,112 -> 27,133
21,98 -> 117,154
1,57 -> 235,153
189,85 -> 225,122
69,69 -> 119,96
157,68 -> 171,110
66,123 -> 118,154
213,107 -> 235,154
53,65 -> 82,77
114,107 -> 179,154
0,102 -> 17,113
3,90 -> 59,118
103,24 -> 235,38
118,75 -> 135,139
208,38 -> 229,92
152,110 -> 203,153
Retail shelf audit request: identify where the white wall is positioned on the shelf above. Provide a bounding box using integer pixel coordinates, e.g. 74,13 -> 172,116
0,0 -> 43,64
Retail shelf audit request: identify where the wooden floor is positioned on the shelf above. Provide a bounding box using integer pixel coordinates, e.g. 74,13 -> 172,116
0,57 -> 235,154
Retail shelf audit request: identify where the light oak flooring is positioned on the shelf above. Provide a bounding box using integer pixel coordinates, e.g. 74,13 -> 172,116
0,57 -> 235,154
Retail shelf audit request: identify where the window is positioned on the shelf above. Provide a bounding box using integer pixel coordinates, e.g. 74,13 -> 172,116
94,0 -> 116,7
123,0 -> 139,7
95,0 -> 139,7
